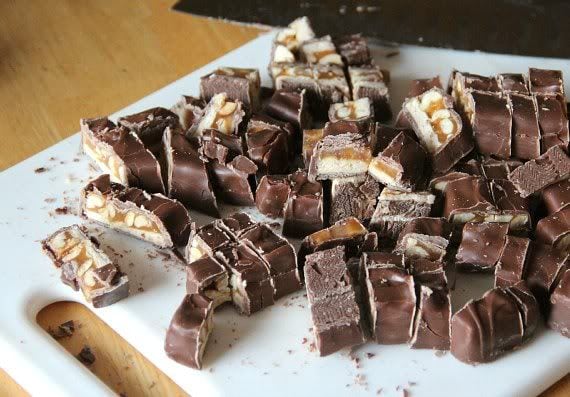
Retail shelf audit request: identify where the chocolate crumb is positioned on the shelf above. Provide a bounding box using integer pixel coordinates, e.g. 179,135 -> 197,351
77,346 -> 96,365
385,51 -> 400,58
301,337 -> 308,344
377,388 -> 383,395
366,352 -> 376,359
54,207 -> 69,215
48,320 -> 75,340
34,167 -> 48,174
44,198 -> 56,203
138,286 -> 144,293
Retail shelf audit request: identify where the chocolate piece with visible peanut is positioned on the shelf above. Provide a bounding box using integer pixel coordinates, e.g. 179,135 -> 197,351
328,97 -> 374,133
200,67 -> 260,111
171,96 -> 205,133
395,217 -> 451,262
195,93 -> 245,136
184,222 -> 234,263
186,256 -> 231,308
489,178 -> 532,231
271,16 -> 315,63
300,35 -> 343,66
535,206 -> 570,254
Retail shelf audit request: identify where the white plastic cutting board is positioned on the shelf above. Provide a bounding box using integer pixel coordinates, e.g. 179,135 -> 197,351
1,32 -> 569,397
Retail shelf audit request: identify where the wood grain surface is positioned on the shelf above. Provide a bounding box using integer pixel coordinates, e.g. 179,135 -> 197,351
0,1 -> 567,396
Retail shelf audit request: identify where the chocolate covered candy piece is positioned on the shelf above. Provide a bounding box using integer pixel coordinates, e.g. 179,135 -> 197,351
329,175 -> 380,224
395,217 -> 450,262
410,259 -> 451,350
216,243 -> 275,315
362,252 -> 416,344
395,77 -> 443,128
171,95 -> 206,132
403,88 -> 471,173
186,256 -> 231,308
443,176 -> 498,224
370,189 -> 435,240
264,89 -> 311,131
314,63 -> 351,111
217,212 -> 257,237
368,131 -> 427,192
480,159 -> 522,180
372,124 -> 410,155
497,73 -> 529,94
195,93 -> 245,136
494,236 -> 531,288
185,222 -> 234,263
162,128 -> 219,216
283,170 -> 324,238
429,171 -> 471,195
348,65 -> 391,122
508,145 -> 570,197
42,225 -> 129,308
528,68 -> 565,96
300,35 -> 343,65
118,107 -> 180,156
451,71 -> 500,120
535,206 -> 570,254
508,93 -> 541,160
81,174 -> 192,248
535,94 -> 569,152
273,16 -> 315,54
200,67 -> 260,111
489,178 -> 531,230
80,118 -> 165,194
548,269 -> 570,338
505,281 -> 540,342
334,34 -> 371,66
468,91 -> 512,159
455,223 -> 509,272
245,126 -> 289,175
328,97 -> 374,133
525,243 -> 569,311
302,128 -> 324,167
240,224 -> 301,299
271,63 -> 319,101
255,174 -> 291,218
542,179 -> 570,214
309,133 -> 372,181
450,288 -> 523,364
164,294 -> 214,369
304,246 -> 365,356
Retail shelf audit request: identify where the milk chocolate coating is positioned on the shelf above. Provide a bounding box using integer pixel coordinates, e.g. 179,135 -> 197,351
118,107 -> 180,156
255,175 -> 291,218
163,129 -> 219,216
333,34 -> 371,66
498,73 -> 529,94
81,118 -> 165,194
372,124 -> 410,155
455,223 -> 509,272
186,256 -> 228,295
395,217 -> 451,262
217,212 -> 257,237
314,63 -> 351,115
323,120 -> 371,136
542,179 -> 570,214
248,113 -> 297,150
450,288 -> 523,364
494,236 -> 531,288
535,206 -> 570,248
164,294 -> 213,369
443,176 -> 496,221
548,269 -> 570,338
264,89 -> 311,131
453,159 -> 483,176
304,246 -> 365,356
535,95 -> 569,152
455,71 -> 500,93
171,95 -> 205,132
186,222 -> 234,263
408,76 -> 443,98
528,68 -> 564,96
348,65 -> 391,122
432,121 -> 473,175
508,145 -> 570,197
245,127 -> 289,175
470,91 -> 512,159
490,178 -> 531,230
410,259 -> 451,350
283,170 -> 324,238
200,69 -> 260,111
505,281 -> 540,342
481,159 -> 522,180
509,93 -> 541,160
329,176 -> 380,224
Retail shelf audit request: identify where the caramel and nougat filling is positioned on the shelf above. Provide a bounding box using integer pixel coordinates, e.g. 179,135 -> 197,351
308,217 -> 367,246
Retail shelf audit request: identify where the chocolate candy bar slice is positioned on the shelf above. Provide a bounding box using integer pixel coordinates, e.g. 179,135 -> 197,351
333,34 -> 371,66
509,93 -> 541,160
548,268 -> 570,338
348,65 -> 391,122
480,159 -> 522,180
362,252 -> 416,344
497,73 -> 529,94
542,179 -> 570,214
443,176 -> 498,224
283,170 -> 324,238
118,107 -> 180,156
200,67 -> 260,111
528,68 -> 565,96
329,175 -> 380,224
264,89 -> 311,131
195,93 -> 245,136
372,124 -> 410,155
395,217 -> 451,262
368,131 -> 427,192
403,88 -> 471,173
410,259 -> 451,350
314,63 -> 351,111
272,16 -> 315,56
489,178 -> 531,230
494,236 -> 532,288
302,128 -> 324,167
186,256 -> 231,308
42,225 -> 129,308
245,125 -> 289,175
185,221 -> 234,263
216,243 -> 275,316
455,223 -> 509,272
451,287 -> 523,364
164,294 -> 214,369
171,95 -> 205,132
468,91 -> 512,159
535,206 -> 570,254
80,118 -> 165,194
309,133 -> 372,181
370,188 -> 435,240
535,94 -> 569,152
328,97 -> 374,133
508,145 -> 570,197
240,224 -> 301,299
217,212 -> 257,238
300,35 -> 343,66
162,128 -> 219,216
271,63 -> 319,100
81,174 -> 192,248
255,175 -> 291,218
451,71 -> 500,120
304,246 -> 365,356
395,77 -> 443,128
505,282 -> 540,342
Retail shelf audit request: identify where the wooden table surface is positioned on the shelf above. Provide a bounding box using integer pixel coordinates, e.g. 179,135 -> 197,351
0,1 -> 567,396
